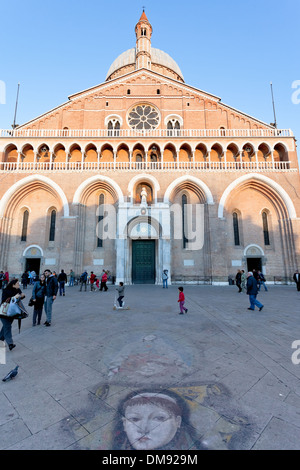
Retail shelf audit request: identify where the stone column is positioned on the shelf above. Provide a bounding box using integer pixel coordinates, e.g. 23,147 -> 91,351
115,237 -> 126,284
73,203 -> 86,276
16,150 -> 20,170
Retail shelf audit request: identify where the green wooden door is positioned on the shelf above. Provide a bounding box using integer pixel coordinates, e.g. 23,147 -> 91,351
132,240 -> 155,284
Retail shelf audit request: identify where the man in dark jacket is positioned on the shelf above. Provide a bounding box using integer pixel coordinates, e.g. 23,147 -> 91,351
58,269 -> 67,296
247,272 -> 264,312
44,269 -> 58,326
293,271 -> 300,291
79,270 -> 88,292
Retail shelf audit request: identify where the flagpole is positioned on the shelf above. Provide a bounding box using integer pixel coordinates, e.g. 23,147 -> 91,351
270,82 -> 277,129
12,82 -> 20,130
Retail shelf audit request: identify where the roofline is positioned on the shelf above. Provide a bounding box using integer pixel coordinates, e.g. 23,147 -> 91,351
68,68 -> 220,101
17,68 -> 274,130
17,100 -> 71,129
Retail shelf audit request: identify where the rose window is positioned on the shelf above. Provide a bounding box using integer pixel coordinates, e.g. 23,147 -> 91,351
128,104 -> 160,130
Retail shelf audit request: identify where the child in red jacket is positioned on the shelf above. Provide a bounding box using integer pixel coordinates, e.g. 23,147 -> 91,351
178,287 -> 188,314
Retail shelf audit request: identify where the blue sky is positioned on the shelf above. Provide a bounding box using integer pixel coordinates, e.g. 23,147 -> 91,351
0,0 -> 299,147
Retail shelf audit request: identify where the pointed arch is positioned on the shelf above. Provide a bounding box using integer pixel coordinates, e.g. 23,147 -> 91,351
128,174 -> 160,202
73,175 -> 124,204
0,175 -> 70,218
164,175 -> 214,205
218,174 -> 297,219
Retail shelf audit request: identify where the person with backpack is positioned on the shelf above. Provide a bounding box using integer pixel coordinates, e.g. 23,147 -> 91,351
162,269 -> 169,288
257,270 -> 268,292
79,270 -> 88,292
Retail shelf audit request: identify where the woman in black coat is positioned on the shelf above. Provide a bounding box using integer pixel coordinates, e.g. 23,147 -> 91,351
31,274 -> 46,326
0,279 -> 25,350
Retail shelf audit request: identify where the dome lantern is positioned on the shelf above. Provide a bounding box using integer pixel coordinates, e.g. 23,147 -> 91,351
105,11 -> 184,82
135,9 -> 153,71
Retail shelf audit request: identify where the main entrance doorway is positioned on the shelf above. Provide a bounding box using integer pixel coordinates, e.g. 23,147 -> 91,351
25,258 -> 41,277
132,240 -> 155,284
247,257 -> 262,272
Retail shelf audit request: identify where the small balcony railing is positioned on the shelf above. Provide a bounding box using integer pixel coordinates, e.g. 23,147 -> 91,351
0,128 -> 293,139
0,161 -> 293,172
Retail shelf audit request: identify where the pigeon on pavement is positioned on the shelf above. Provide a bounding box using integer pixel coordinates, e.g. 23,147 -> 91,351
2,365 -> 19,382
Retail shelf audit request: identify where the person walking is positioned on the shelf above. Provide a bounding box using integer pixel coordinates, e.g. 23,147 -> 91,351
0,279 -> 26,350
44,269 -> 58,326
30,270 -> 36,285
21,271 -> 29,289
246,272 -> 264,312
235,270 -> 242,293
116,282 -> 125,307
31,273 -> 46,326
58,269 -> 67,296
2,272 -> 9,289
257,270 -> 268,292
100,270 -> 108,291
90,271 -> 96,291
0,271 -> 4,289
162,269 -> 168,288
79,270 -> 88,291
69,269 -> 75,287
178,287 -> 188,315
293,270 -> 300,291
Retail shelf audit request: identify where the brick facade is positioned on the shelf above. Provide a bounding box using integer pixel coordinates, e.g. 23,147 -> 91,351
0,11 -> 299,284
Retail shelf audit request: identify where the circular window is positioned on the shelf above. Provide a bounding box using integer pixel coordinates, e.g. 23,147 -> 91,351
128,104 -> 160,131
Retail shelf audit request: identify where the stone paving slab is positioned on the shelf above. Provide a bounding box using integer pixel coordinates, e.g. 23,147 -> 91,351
0,284 -> 299,450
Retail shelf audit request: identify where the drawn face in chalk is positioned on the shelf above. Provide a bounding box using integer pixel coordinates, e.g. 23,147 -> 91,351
122,401 -> 181,450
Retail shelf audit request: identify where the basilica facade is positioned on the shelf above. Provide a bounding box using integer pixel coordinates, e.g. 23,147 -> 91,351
0,11 -> 299,285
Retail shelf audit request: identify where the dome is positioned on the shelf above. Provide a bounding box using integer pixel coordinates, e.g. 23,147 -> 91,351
106,47 -> 184,81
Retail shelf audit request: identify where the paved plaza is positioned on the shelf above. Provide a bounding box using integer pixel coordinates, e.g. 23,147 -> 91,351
0,283 -> 300,450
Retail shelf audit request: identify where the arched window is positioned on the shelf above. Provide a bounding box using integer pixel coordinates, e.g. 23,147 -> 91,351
233,212 -> 240,246
97,193 -> 105,248
21,210 -> 29,242
49,210 -> 56,242
167,119 -> 181,136
262,211 -> 270,245
107,119 -> 120,137
182,194 -> 188,249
